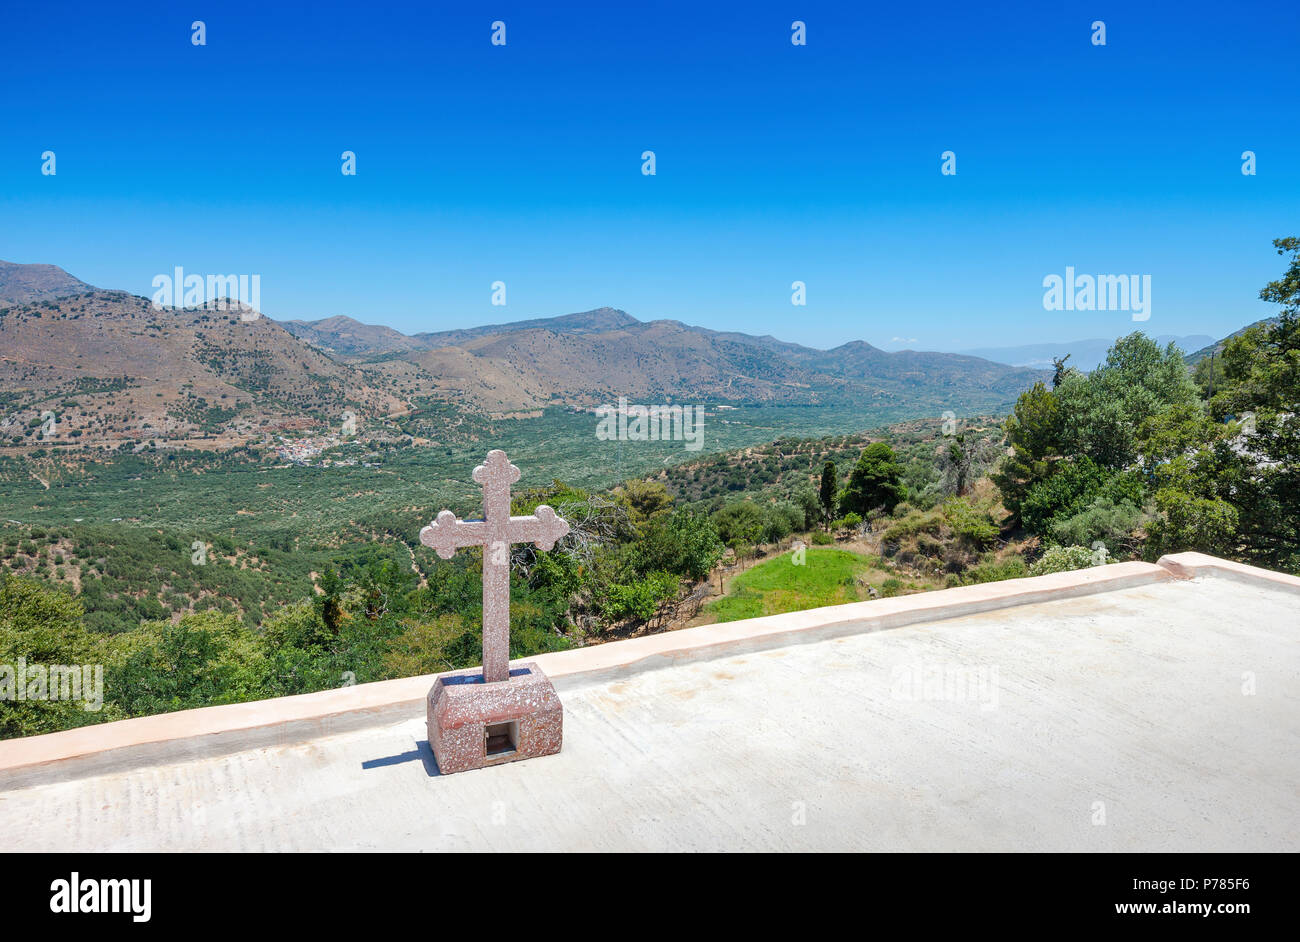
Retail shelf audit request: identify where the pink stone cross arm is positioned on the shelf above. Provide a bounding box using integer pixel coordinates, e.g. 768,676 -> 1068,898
419,450 -> 569,683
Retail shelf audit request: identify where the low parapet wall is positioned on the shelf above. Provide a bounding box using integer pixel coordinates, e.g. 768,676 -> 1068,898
0,553 -> 1293,789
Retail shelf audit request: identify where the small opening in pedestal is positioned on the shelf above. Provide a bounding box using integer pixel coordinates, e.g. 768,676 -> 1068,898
485,720 -> 519,759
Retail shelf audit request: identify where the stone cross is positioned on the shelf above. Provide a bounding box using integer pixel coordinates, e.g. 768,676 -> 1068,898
419,450 -> 569,683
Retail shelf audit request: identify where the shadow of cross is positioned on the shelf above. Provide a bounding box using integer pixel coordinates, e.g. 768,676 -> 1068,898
419,449 -> 569,683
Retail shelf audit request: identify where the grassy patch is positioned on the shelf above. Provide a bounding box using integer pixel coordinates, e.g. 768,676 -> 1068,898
706,547 -> 877,622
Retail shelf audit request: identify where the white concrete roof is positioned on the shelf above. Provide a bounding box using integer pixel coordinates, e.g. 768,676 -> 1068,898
1,553 -> 1297,851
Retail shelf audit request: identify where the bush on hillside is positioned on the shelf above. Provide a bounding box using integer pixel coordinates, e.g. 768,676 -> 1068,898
1028,545 -> 1100,576
1020,457 -> 1144,537
1048,496 -> 1146,556
943,498 -> 999,546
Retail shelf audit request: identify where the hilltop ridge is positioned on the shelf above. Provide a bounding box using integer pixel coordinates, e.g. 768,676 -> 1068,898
1,263 -> 1046,449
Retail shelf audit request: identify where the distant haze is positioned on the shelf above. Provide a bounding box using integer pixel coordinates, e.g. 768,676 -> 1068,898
958,336 -> 1216,373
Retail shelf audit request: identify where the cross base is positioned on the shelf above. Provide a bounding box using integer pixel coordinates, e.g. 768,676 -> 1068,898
427,661 -> 563,775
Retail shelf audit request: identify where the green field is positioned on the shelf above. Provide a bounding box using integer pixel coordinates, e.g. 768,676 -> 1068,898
0,402 -> 983,634
706,548 -> 887,622
0,402 -> 992,537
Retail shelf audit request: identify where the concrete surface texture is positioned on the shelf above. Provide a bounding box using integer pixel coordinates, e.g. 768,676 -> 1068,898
2,573 -> 1296,851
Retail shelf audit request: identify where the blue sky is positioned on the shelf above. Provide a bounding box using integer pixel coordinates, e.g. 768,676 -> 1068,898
2,0 -> 1297,350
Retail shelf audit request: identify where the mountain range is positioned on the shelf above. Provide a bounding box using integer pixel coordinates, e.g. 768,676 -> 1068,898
280,307 -> 1045,412
281,307 -> 638,356
0,259 -> 1124,450
959,335 -> 1216,372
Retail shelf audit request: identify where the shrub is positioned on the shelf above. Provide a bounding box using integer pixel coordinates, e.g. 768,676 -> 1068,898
601,571 -> 680,623
944,499 -> 999,546
1049,496 -> 1146,556
107,611 -> 267,717
381,613 -> 477,677
959,555 -> 1029,585
916,533 -> 944,557
880,510 -> 943,544
830,512 -> 862,532
1028,545 -> 1099,576
1145,489 -> 1239,559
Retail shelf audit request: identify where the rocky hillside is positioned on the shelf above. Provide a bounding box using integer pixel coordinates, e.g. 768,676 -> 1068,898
0,291 -> 405,448
0,260 -> 95,304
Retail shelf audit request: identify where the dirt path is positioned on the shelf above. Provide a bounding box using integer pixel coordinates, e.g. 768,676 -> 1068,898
399,539 -> 427,589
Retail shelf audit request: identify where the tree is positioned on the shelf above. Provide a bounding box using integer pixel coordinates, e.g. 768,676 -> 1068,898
633,508 -> 724,582
763,501 -> 803,543
1020,456 -> 1143,537
938,430 -> 998,499
947,435 -> 971,496
1051,354 -> 1072,388
839,443 -> 906,515
1193,237 -> 1300,571
791,485 -> 822,530
996,334 -> 1203,539
1055,334 -> 1198,471
107,611 -> 266,717
991,381 -> 1062,521
1260,236 -> 1300,318
818,461 -> 838,527
711,501 -> 767,549
941,432 -> 989,497
1145,489 -> 1239,559
0,575 -> 108,738
316,567 -> 346,635
352,558 -> 409,621
618,480 -> 674,522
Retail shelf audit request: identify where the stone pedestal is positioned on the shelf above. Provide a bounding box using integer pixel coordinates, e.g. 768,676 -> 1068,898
427,661 -> 563,775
